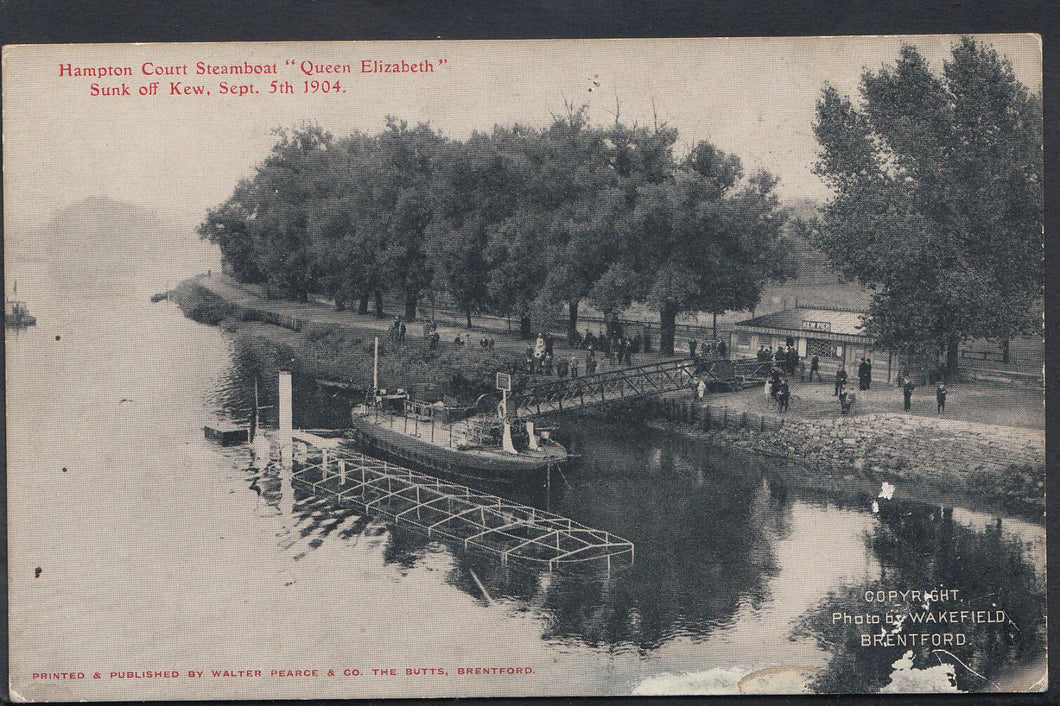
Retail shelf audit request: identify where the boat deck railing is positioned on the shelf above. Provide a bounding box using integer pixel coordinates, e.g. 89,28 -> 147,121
283,447 -> 633,572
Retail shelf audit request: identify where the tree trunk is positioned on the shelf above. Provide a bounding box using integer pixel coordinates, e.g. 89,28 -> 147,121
404,293 -> 417,322
373,289 -> 384,318
659,303 -> 677,356
945,335 -> 960,377
357,293 -> 369,315
1001,338 -> 1010,364
567,299 -> 579,344
712,311 -> 718,340
519,316 -> 532,340
466,307 -> 473,329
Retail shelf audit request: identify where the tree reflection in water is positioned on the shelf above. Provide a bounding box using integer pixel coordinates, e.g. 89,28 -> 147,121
370,419 -> 795,653
793,500 -> 1045,693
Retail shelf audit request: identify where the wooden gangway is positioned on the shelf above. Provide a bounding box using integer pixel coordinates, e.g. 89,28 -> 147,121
508,357 -> 774,419
280,443 -> 634,573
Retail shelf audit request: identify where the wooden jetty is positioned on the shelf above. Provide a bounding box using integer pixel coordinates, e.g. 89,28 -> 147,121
204,424 -> 249,445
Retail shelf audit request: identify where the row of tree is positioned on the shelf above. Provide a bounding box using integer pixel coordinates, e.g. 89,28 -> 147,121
200,37 -> 1041,369
198,108 -> 789,355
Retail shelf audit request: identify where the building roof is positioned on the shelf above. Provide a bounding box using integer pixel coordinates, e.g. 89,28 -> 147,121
735,307 -> 873,344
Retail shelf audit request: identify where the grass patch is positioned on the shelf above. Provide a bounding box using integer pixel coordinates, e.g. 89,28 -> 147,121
173,280 -> 235,326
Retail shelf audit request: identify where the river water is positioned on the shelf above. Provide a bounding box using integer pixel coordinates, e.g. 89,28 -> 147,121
6,251 -> 1046,700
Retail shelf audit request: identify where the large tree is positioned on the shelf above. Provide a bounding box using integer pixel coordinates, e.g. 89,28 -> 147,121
622,160 -> 788,355
806,37 -> 1043,372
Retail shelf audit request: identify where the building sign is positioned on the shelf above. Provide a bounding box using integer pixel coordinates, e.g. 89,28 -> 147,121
496,372 -> 512,391
802,320 -> 832,332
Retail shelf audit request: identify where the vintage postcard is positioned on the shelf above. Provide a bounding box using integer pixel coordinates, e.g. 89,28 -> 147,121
3,36 -> 1045,700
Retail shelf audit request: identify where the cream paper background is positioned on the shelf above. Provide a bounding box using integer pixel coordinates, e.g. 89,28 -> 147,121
4,37 -> 1043,701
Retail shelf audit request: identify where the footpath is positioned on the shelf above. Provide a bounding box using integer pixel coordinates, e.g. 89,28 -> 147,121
190,272 -> 687,367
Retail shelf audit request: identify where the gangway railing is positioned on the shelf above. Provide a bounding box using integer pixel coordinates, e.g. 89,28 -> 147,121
281,447 -> 634,573
507,358 -> 698,417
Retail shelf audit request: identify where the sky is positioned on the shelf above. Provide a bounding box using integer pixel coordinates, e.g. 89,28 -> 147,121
2,35 -> 1042,231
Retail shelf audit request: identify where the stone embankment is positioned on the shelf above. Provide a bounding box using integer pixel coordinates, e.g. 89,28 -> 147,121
639,396 -> 1045,516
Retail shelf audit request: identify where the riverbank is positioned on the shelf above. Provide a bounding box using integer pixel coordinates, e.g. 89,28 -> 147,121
620,391 -> 1045,519
173,275 -> 1045,518
172,278 -> 522,405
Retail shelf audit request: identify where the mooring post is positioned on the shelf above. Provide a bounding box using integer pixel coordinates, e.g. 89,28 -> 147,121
279,369 -> 293,472
321,448 -> 330,479
339,458 -> 346,484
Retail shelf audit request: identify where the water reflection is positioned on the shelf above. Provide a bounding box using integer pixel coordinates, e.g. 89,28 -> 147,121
792,500 -> 1046,693
210,333 -> 356,430
218,346 -> 1044,694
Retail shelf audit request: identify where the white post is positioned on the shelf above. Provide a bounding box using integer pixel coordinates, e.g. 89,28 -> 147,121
252,434 -> 270,466
339,458 -> 347,484
373,336 -> 379,392
502,421 -> 517,454
279,369 -> 293,471
322,448 -> 330,479
526,421 -> 539,450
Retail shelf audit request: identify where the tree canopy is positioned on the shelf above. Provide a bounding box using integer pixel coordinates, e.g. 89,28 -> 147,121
804,37 -> 1043,370
200,109 -> 790,353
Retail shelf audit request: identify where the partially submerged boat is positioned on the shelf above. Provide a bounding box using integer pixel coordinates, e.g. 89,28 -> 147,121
5,299 -> 36,327
349,391 -> 567,486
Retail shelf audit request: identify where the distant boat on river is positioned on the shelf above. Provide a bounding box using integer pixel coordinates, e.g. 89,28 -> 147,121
5,282 -> 36,327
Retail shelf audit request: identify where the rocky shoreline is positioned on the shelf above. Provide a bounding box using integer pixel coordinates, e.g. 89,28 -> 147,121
621,396 -> 1045,519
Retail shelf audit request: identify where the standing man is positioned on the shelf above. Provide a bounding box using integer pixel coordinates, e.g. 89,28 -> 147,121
865,359 -> 873,390
902,376 -> 915,411
834,365 -> 848,397
777,377 -> 791,413
936,382 -> 947,414
717,338 -> 727,359
857,357 -> 869,391
689,337 -> 698,359
809,354 -> 820,382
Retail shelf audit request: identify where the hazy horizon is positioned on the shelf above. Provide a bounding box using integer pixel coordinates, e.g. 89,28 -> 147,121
3,36 -> 1042,232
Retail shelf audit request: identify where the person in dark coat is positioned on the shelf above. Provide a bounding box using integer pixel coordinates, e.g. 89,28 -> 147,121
556,357 -> 569,378
809,354 -> 821,382
865,359 -> 873,389
689,338 -> 698,358
857,358 -> 869,391
777,378 -> 791,413
902,376 -> 915,411
717,339 -> 727,359
834,365 -> 848,396
936,382 -> 947,414
769,368 -> 782,400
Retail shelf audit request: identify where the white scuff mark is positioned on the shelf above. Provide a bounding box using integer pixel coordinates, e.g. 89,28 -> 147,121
932,649 -> 998,690
880,650 -> 961,693
878,481 -> 895,500
632,667 -> 748,695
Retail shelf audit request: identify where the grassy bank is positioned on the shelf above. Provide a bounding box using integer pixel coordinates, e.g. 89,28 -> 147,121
174,278 -> 523,405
